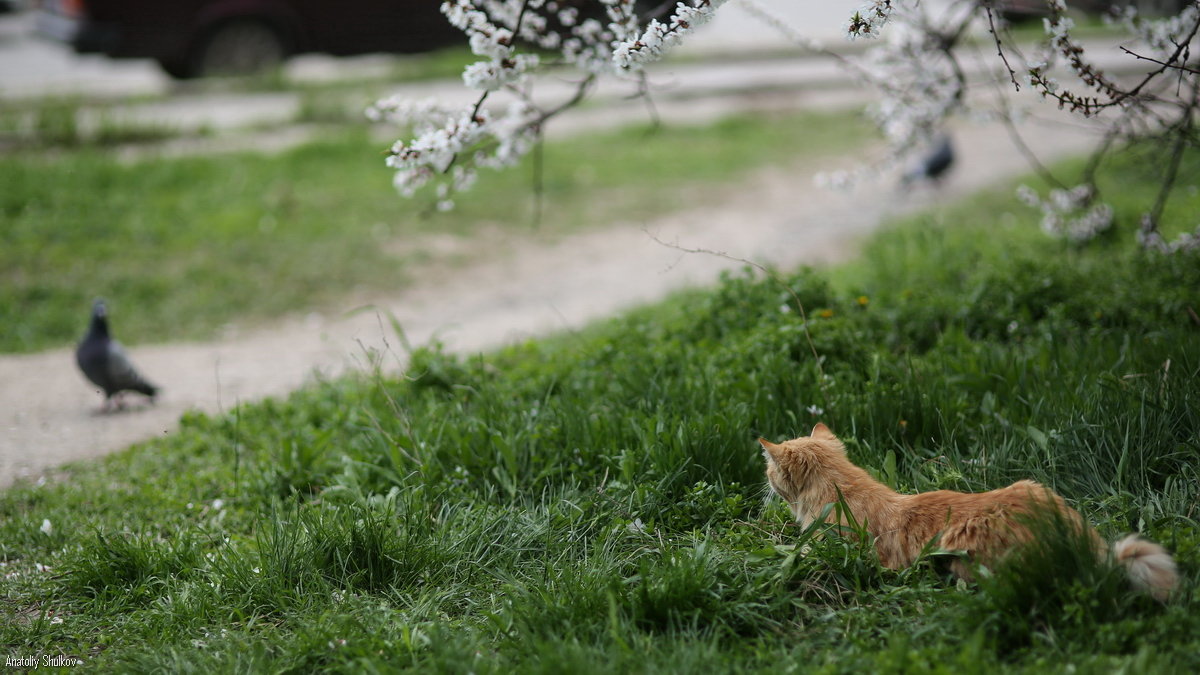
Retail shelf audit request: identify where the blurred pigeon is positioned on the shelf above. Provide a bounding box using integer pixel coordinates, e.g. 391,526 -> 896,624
902,135 -> 955,185
76,299 -> 158,410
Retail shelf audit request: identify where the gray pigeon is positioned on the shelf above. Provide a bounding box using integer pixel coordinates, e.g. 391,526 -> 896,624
902,135 -> 955,185
76,299 -> 158,409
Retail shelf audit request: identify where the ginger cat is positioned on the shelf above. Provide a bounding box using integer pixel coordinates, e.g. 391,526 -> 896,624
761,423 -> 1178,601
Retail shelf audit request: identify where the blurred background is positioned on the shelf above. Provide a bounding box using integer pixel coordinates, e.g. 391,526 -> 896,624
0,0 -> 1177,480
2,1 -> 872,97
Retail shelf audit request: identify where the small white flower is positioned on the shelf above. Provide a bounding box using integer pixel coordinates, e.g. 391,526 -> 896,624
40,519 -> 53,535
211,499 -> 225,510
613,0 -> 733,70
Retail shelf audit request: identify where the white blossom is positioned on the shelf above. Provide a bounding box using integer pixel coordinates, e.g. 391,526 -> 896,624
1111,3 -> 1200,59
846,1 -> 895,40
368,0 -> 1200,245
372,0 -> 663,206
1017,184 -> 1113,243
613,1 -> 733,70
1138,215 -> 1200,254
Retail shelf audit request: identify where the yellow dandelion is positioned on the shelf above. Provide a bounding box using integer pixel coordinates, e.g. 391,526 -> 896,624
819,309 -> 834,318
857,295 -> 869,307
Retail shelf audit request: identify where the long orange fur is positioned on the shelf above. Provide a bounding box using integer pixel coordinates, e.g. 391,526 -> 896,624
761,423 -> 1178,601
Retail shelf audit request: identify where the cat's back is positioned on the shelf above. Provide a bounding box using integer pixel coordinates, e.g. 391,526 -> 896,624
899,479 -> 1061,519
991,478 -> 1075,511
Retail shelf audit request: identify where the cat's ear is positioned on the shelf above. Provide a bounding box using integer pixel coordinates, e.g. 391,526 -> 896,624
759,438 -> 785,464
810,422 -> 837,441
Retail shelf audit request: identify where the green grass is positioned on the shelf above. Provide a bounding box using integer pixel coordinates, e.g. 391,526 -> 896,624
0,97 -> 186,150
2,150 -> 1198,671
291,45 -> 478,92
222,45 -> 477,95
0,110 -> 868,354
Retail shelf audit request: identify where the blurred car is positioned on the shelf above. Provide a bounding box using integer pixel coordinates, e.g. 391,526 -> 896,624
986,1 -> 1110,20
983,1 -> 1193,20
35,0 -> 467,78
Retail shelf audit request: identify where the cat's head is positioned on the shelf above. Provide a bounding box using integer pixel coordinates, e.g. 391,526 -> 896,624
759,423 -> 845,504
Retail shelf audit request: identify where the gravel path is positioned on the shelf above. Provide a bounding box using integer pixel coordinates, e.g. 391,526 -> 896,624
0,109 -> 1099,488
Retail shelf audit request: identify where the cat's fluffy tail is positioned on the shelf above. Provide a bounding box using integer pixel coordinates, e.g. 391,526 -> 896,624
1112,534 -> 1178,602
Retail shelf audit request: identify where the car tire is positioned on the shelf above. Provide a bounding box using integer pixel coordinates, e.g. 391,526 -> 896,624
193,20 -> 287,77
158,57 -> 198,80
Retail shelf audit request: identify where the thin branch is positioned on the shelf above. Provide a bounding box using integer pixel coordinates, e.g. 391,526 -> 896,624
511,0 -> 533,35
975,23 -> 1071,190
1000,106 -> 1070,190
1146,90 -> 1196,228
634,71 -> 662,132
643,230 -> 830,407
984,6 -> 1020,90
1120,46 -> 1200,76
1035,8 -> 1200,115
441,90 -> 491,175
533,74 -> 597,127
942,40 -> 969,107
531,137 -> 545,228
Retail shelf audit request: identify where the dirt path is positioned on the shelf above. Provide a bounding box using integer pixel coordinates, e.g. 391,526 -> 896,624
0,114 -> 1099,487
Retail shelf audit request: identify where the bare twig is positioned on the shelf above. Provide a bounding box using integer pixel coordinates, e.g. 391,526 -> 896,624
1035,7 -> 1200,115
1145,82 -> 1197,231
984,6 -> 1020,91
643,230 -> 830,407
634,72 -> 662,132
1119,46 -> 1200,76
998,105 -> 1070,191
533,74 -> 597,127
531,137 -> 545,228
